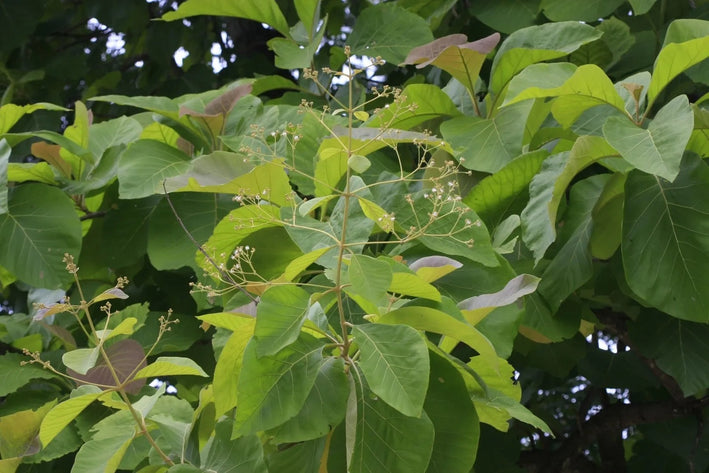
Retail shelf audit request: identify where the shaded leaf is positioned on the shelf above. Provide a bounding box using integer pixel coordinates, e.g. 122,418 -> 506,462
348,3 -> 433,64
629,311 -> 709,396
0,184 -> 81,288
201,420 -> 267,473
540,0 -> 625,22
441,101 -> 533,173
0,353 -> 59,397
425,350 -> 479,473
118,140 -> 191,199
521,136 -> 618,261
350,369 -> 434,473
268,357 -> 348,443
234,334 -> 325,435
254,285 -> 311,357
622,154 -> 709,322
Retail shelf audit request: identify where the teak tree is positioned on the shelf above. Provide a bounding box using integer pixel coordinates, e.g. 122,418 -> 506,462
1,1 -> 709,472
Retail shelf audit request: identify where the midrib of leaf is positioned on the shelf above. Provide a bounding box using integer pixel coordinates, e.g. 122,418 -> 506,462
7,213 -> 54,270
656,177 -> 699,294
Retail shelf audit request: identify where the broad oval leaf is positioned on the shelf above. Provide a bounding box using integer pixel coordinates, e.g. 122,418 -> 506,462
0,184 -> 81,289
133,356 -> 208,379
348,3 -> 433,64
40,390 -> 104,447
234,334 -> 325,435
350,369 -> 435,473
622,154 -> 709,322
118,139 -> 191,199
161,0 -> 289,37
352,323 -> 429,417
521,136 -> 618,261
603,95 -> 693,182
490,21 -> 601,94
254,285 -> 311,357
648,31 -> 709,105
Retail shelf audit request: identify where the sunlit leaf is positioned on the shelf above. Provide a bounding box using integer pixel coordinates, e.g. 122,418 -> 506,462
353,323 -> 429,416
603,95 -> 693,181
133,357 -> 208,379
162,0 -> 289,37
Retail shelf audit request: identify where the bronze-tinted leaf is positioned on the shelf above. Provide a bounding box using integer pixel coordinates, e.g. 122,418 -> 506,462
68,339 -> 147,394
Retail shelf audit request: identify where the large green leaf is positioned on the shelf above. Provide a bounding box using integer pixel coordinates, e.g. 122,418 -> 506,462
147,193 -> 233,270
0,184 -> 81,288
71,412 -> 136,473
118,140 -> 191,199
537,176 -> 606,312
622,154 -> 709,322
629,310 -> 709,396
266,437 -> 325,473
348,255 -> 392,310
424,350 -> 479,473
350,370 -> 435,473
196,204 -> 281,278
490,22 -> 601,94
161,0 -> 289,37
352,323 -> 429,417
212,316 -> 255,418
348,2 -> 433,64
267,357 -> 348,443
464,150 -> 548,225
99,195 -> 161,268
0,103 -> 66,135
90,95 -> 179,120
201,420 -> 267,473
88,116 -> 142,160
39,388 -> 104,448
540,0 -> 625,22
234,334 -> 325,435
163,154 -> 292,206
367,84 -> 461,130
133,356 -> 208,379
254,285 -> 311,357
647,29 -> 709,106
474,0 -> 540,34
373,306 -> 499,364
0,353 -> 59,398
441,101 -> 533,173
505,64 -> 627,127
603,95 -> 693,182
521,136 -> 618,261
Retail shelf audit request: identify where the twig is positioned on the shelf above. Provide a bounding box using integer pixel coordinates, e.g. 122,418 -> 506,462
161,181 -> 258,303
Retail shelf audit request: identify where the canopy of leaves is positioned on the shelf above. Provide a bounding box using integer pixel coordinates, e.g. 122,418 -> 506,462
2,1 -> 709,473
